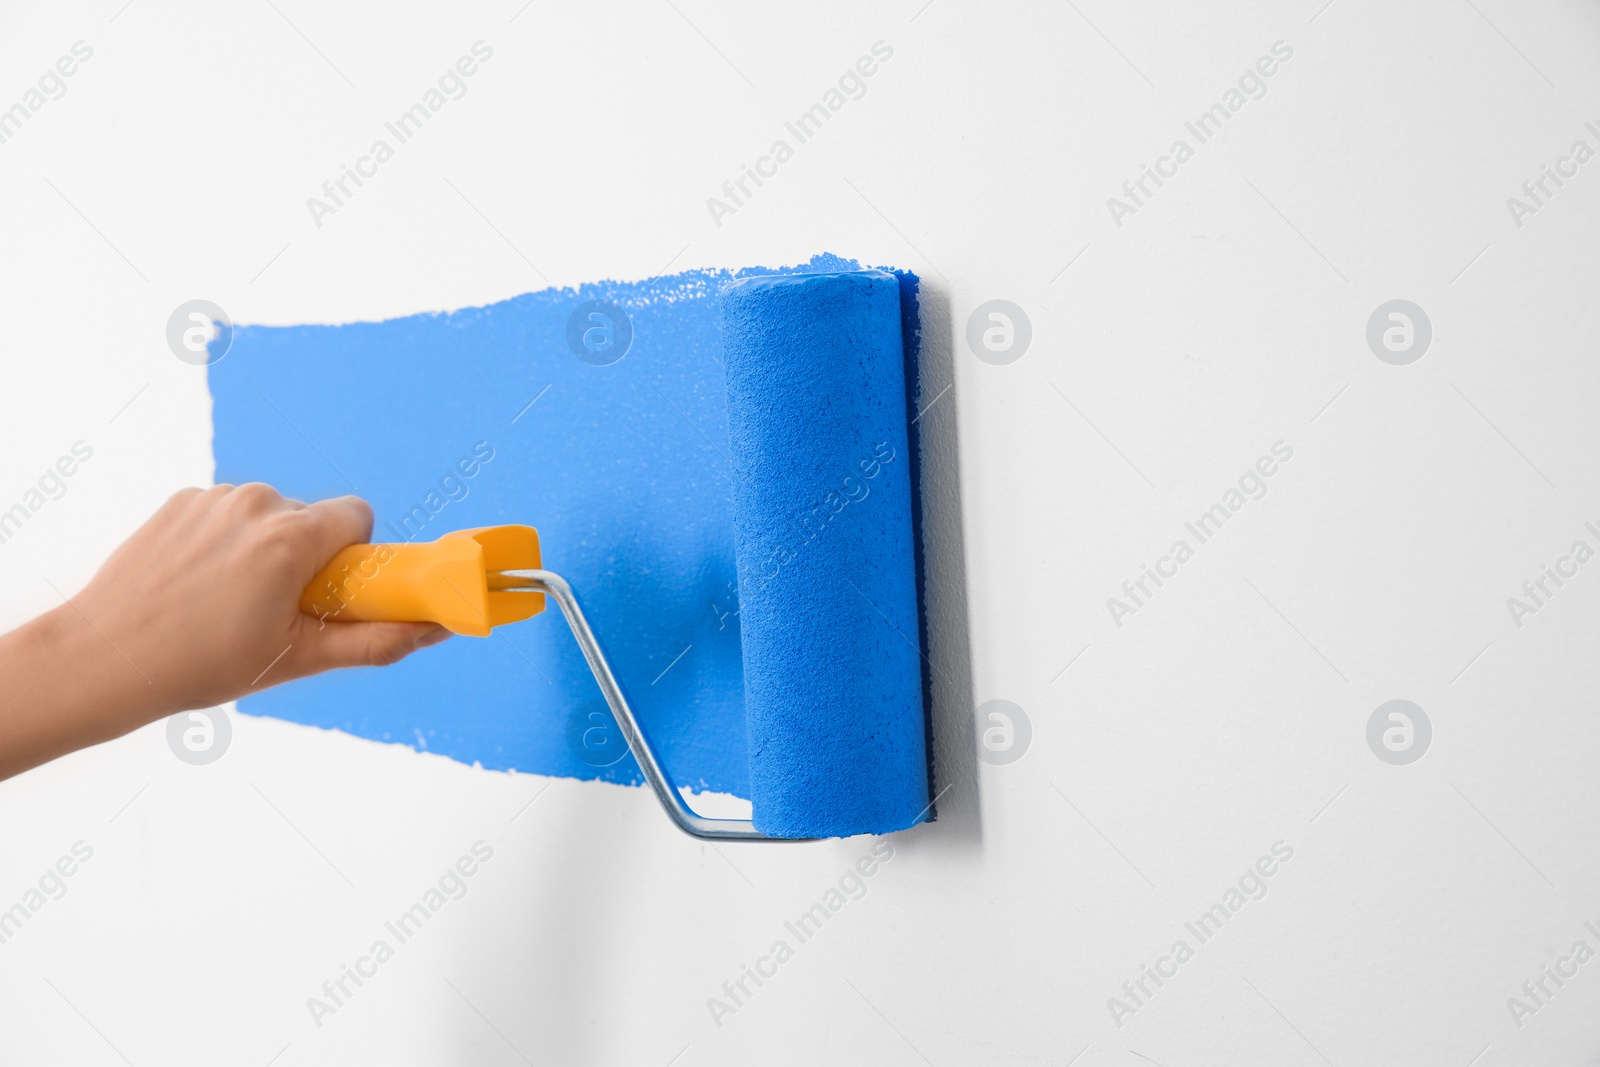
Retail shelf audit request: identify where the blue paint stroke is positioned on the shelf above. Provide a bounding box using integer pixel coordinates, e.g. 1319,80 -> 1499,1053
210,254 -> 882,798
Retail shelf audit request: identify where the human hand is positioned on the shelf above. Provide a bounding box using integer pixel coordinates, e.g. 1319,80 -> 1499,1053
0,484 -> 449,780
63,484 -> 448,716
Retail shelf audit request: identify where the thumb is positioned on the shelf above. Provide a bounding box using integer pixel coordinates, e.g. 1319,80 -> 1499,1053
295,617 -> 452,673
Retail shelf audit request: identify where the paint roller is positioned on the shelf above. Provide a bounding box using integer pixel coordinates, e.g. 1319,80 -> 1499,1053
299,269 -> 931,841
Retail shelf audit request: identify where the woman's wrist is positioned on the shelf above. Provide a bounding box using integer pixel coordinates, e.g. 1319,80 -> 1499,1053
0,604 -> 164,777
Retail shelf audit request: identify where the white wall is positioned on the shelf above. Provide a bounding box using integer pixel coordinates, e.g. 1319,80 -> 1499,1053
4,0 -> 1600,1063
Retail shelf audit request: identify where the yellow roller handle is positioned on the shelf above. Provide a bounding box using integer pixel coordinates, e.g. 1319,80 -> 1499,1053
299,524 -> 544,637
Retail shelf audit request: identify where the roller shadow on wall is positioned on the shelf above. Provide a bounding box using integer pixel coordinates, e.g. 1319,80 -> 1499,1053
904,279 -> 981,849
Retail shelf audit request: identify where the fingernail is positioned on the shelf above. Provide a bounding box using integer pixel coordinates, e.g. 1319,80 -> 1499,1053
416,627 -> 451,648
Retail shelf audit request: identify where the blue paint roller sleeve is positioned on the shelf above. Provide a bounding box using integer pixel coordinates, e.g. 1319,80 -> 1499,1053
719,269 -> 930,839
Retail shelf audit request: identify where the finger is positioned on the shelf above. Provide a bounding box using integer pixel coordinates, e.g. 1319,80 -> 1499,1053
298,495 -> 375,564
167,484 -> 228,523
142,487 -> 206,532
292,618 -> 450,674
119,486 -> 210,551
163,486 -> 206,512
231,481 -> 293,516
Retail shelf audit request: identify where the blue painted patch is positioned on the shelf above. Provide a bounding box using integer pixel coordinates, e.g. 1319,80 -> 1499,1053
211,254 -> 922,809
